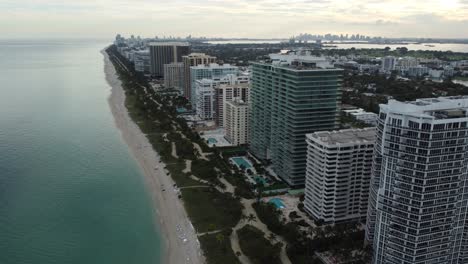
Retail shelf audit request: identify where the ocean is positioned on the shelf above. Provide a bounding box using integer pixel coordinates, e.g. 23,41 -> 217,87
0,39 -> 162,264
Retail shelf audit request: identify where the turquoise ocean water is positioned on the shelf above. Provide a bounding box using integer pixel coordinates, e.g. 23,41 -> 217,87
0,39 -> 162,264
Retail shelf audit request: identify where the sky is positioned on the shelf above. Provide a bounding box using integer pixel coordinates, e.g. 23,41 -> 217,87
1,0 -> 468,39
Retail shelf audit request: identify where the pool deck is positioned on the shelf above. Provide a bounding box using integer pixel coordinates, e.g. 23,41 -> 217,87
200,128 -> 232,147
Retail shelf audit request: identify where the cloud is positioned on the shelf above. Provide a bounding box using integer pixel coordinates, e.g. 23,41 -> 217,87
0,0 -> 467,38
375,20 -> 400,26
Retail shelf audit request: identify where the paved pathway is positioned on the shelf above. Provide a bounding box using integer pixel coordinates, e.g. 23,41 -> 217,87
171,142 -> 179,159
192,143 -> 210,160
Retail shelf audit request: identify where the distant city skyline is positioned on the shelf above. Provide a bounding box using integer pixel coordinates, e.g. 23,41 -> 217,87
1,0 -> 468,39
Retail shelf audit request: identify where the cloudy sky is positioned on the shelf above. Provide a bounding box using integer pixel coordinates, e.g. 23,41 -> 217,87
1,0 -> 468,39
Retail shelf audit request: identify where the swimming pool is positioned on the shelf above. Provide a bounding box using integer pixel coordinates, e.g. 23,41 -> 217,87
231,157 -> 252,169
207,138 -> 218,144
176,107 -> 188,113
269,198 -> 286,209
254,176 -> 267,186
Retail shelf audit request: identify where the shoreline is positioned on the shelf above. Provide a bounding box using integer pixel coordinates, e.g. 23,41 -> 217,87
102,49 -> 204,264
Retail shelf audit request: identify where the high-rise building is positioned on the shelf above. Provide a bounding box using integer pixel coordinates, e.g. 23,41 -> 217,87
381,56 -> 396,73
134,50 -> 150,73
249,56 -> 343,186
305,128 -> 375,224
366,97 -> 468,264
215,74 -> 250,127
164,63 -> 184,93
225,99 -> 249,146
194,79 -> 217,120
190,63 -> 238,108
148,42 -> 190,77
182,53 -> 217,99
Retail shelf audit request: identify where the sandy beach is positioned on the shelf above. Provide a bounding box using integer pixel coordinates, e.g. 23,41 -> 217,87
102,50 -> 204,264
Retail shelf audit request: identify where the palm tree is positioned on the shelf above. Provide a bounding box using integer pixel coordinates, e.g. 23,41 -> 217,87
247,214 -> 256,223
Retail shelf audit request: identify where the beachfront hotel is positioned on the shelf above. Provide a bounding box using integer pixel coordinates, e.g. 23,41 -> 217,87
305,128 -> 375,224
249,52 -> 343,186
366,97 -> 468,264
149,42 -> 190,77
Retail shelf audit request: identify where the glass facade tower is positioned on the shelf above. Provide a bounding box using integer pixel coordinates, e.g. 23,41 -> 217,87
249,60 -> 343,186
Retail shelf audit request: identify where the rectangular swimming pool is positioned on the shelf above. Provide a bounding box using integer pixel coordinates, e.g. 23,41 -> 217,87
231,157 -> 252,169
207,138 -> 218,144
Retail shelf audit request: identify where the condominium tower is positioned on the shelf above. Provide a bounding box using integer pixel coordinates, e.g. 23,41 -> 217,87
194,79 -> 217,120
366,97 -> 468,264
182,53 -> 217,99
225,99 -> 249,146
249,54 -> 343,186
305,128 -> 375,224
148,42 -> 190,77
215,74 -> 250,127
164,63 -> 184,92
190,63 -> 238,108
134,50 -> 150,73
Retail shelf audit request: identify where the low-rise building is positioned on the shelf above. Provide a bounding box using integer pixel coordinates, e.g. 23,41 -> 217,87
343,108 -> 378,125
305,128 -> 376,224
407,65 -> 429,77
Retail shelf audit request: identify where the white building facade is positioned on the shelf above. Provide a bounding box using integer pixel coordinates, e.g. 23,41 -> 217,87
366,97 -> 468,264
344,108 -> 379,126
194,79 -> 217,120
305,128 -> 375,224
190,64 -> 238,107
182,53 -> 217,100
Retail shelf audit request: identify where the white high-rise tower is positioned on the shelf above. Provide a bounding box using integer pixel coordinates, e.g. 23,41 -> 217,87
366,97 -> 468,264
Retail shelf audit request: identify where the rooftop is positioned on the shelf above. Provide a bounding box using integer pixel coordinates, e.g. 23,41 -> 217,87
308,128 -> 376,146
183,53 -> 216,58
268,51 -> 336,70
191,63 -> 237,69
382,96 -> 468,120
148,42 -> 190,46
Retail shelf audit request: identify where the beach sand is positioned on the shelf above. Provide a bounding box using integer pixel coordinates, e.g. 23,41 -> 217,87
102,50 -> 204,264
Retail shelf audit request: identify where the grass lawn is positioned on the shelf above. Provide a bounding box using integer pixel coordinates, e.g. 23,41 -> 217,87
165,161 -> 203,187
199,230 -> 240,264
181,188 -> 242,233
